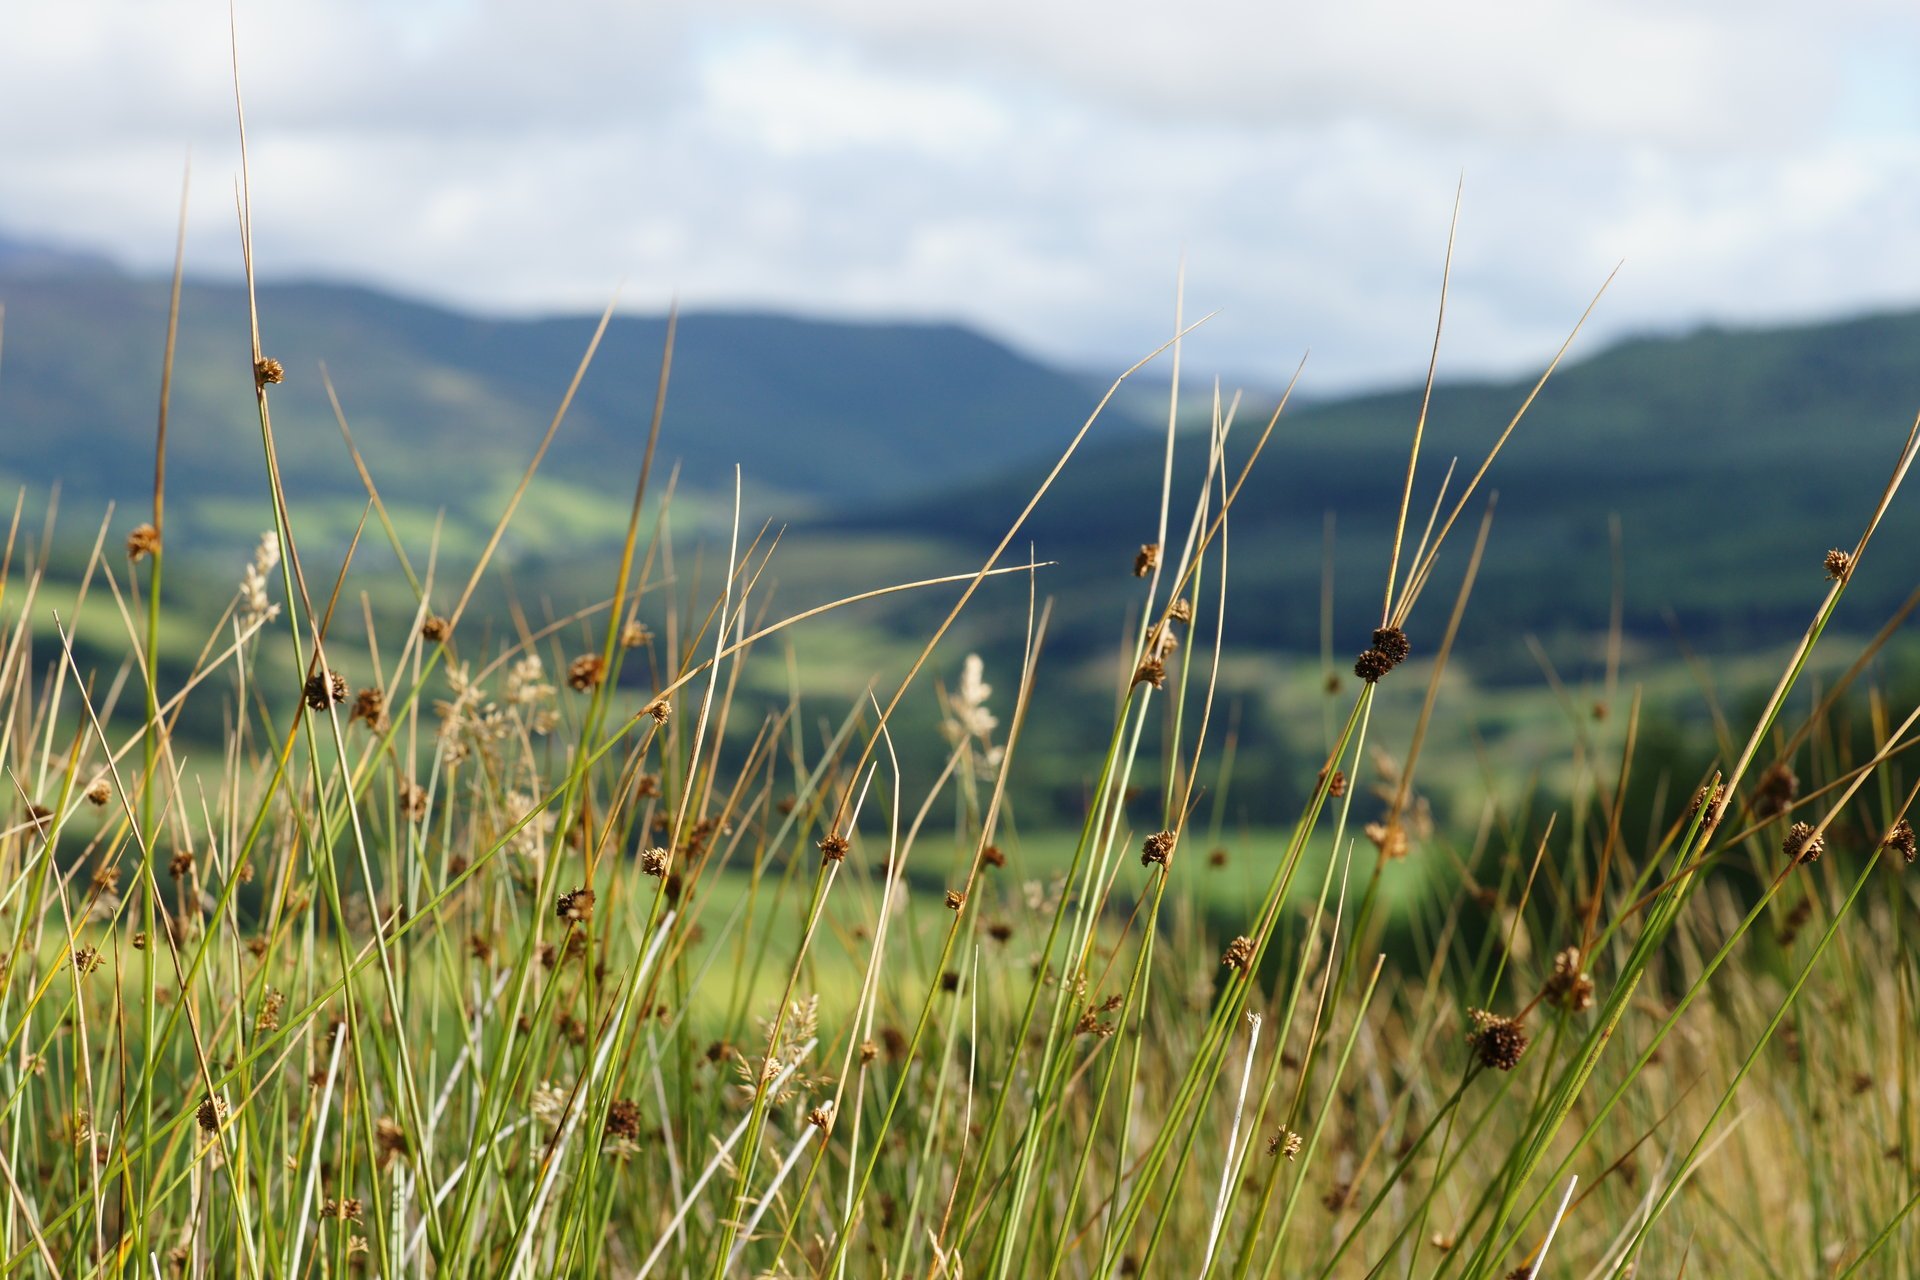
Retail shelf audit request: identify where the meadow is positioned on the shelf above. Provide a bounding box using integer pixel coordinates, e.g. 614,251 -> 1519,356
7,168 -> 1920,1280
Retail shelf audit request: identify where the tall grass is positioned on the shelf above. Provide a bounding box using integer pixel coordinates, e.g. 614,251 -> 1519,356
5,105 -> 1920,1280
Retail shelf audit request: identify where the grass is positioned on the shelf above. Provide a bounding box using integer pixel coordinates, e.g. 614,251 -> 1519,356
8,86 -> 1920,1280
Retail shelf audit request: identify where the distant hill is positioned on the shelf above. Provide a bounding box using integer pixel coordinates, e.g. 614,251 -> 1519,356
4,242 -> 1919,674
824,311 -> 1920,667
0,257 -> 1127,554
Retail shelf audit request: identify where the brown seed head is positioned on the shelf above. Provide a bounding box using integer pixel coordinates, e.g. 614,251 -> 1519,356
819,832 -> 850,863
1784,821 -> 1825,864
1133,543 -> 1160,577
73,946 -> 104,976
987,921 -> 1013,943
420,615 -> 452,644
1267,1126 -> 1303,1159
85,779 -> 112,807
351,687 -> 386,730
126,523 -> 161,562
1207,847 -> 1228,867
859,1039 -> 879,1064
1544,947 -> 1595,1013
806,1102 -> 835,1132
945,888 -> 966,910
321,1197 -> 364,1221
1885,818 -> 1917,864
605,1098 -> 643,1142
619,621 -> 652,648
195,1094 -> 227,1134
304,671 -> 349,711
1467,1008 -> 1529,1071
1365,820 -> 1410,861
1141,830 -> 1177,867
1353,647 -> 1393,684
567,654 -> 607,691
644,697 -> 672,723
1167,597 -> 1194,624
1221,935 -> 1254,971
169,850 -> 194,879
1371,626 -> 1411,667
1690,782 -> 1727,824
557,887 -> 595,923
1825,548 -> 1854,581
980,843 -> 1006,868
254,356 -> 285,387
641,846 -> 670,877
1756,762 -> 1799,818
374,1117 -> 408,1165
1132,657 -> 1166,690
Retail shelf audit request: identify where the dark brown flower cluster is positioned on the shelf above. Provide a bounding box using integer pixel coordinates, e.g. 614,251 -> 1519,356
568,654 -> 607,691
1783,821 -> 1825,865
1467,1008 -> 1529,1071
1133,543 -> 1160,577
1353,626 -> 1410,684
1141,830 -> 1177,867
1221,935 -> 1254,971
818,832 -> 850,863
1825,548 -> 1854,581
1884,818 -> 1916,864
605,1098 -> 643,1142
304,670 -> 349,711
1543,947 -> 1594,1013
556,887 -> 595,923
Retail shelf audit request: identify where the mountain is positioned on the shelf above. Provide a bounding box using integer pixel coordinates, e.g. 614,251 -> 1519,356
0,258 -> 1129,554
5,240 -> 1919,675
822,311 -> 1920,669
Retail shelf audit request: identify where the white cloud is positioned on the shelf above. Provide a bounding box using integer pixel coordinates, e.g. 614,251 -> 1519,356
2,0 -> 1919,390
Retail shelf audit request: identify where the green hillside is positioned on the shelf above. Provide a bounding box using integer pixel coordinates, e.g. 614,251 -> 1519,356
0,262 -> 1123,557
825,310 -> 1920,668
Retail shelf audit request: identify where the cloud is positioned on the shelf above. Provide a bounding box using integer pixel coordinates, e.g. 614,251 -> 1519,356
2,0 -> 1918,390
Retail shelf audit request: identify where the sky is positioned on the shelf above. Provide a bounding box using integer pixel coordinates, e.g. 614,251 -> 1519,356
4,0 -> 1920,390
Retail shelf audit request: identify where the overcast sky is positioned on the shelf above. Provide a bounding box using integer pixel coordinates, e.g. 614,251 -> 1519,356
5,1 -> 1920,389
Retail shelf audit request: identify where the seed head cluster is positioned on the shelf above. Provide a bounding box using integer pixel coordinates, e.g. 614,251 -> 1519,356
1221,935 -> 1254,971
1141,830 -> 1177,867
1353,626 -> 1410,684
1784,821 -> 1825,865
818,833 -> 850,863
304,670 -> 349,711
1544,947 -> 1595,1013
1467,1009 -> 1529,1072
568,654 -> 606,691
1886,818 -> 1917,864
1133,543 -> 1159,578
557,887 -> 595,923
1268,1126 -> 1303,1159
126,523 -> 161,562
1825,548 -> 1854,581
605,1098 -> 643,1142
